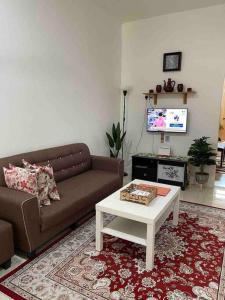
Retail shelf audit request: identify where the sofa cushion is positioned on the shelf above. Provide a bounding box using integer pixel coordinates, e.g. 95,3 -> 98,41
22,159 -> 60,201
40,170 -> 120,232
4,165 -> 52,207
3,166 -> 38,195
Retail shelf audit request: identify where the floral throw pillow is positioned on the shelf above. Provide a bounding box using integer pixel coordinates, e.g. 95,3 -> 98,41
33,167 -> 51,206
22,159 -> 60,201
3,166 -> 37,195
3,166 -> 51,207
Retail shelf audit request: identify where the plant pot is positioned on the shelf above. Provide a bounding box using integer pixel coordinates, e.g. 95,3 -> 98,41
195,172 -> 209,185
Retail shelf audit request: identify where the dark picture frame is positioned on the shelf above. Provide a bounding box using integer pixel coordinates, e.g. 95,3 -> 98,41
163,52 -> 182,72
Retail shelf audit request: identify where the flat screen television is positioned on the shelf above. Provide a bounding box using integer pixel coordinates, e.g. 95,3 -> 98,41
147,108 -> 188,133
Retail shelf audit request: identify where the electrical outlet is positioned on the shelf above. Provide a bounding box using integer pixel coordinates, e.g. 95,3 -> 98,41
165,135 -> 170,143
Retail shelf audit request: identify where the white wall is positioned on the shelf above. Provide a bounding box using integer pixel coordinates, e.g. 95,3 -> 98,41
0,0 -> 121,157
122,5 -> 225,181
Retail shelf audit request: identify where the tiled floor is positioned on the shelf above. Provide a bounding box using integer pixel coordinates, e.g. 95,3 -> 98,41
0,255 -> 26,278
0,293 -> 11,300
0,256 -> 26,300
181,172 -> 225,209
1,173 -> 225,300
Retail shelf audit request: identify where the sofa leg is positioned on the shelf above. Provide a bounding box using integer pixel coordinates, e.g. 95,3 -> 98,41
1,259 -> 11,269
27,250 -> 36,259
71,223 -> 78,230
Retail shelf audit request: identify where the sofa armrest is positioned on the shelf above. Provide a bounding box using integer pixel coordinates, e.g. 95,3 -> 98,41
0,187 -> 40,253
91,155 -> 124,186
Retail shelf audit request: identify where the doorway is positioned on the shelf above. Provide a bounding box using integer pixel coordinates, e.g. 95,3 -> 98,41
218,81 -> 225,141
216,80 -> 225,187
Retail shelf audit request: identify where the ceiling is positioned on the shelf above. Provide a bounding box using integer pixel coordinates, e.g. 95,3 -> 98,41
96,0 -> 225,22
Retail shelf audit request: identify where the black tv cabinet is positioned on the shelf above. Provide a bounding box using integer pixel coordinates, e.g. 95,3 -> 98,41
132,154 -> 188,190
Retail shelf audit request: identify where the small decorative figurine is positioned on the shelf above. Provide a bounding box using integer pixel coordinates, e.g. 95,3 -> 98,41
177,84 -> 184,92
156,85 -> 162,93
163,78 -> 176,92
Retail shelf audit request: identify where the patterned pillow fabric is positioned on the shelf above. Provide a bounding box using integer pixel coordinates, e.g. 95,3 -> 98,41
6,164 -> 51,207
3,166 -> 37,195
34,167 -> 52,206
22,159 -> 60,201
3,166 -> 51,207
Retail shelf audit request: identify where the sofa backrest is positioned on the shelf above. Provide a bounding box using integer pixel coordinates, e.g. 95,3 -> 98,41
0,143 -> 91,186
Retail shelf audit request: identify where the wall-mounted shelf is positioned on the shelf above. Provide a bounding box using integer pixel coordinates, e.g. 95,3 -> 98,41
143,91 -> 196,105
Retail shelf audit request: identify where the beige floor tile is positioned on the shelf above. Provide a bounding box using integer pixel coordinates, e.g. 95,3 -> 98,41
182,173 -> 225,209
0,255 -> 26,278
0,291 -> 12,300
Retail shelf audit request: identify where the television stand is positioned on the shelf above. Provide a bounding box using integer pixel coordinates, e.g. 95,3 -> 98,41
132,153 -> 188,190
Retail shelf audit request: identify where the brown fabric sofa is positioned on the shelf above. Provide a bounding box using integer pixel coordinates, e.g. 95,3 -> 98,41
0,219 -> 14,268
0,143 -> 123,256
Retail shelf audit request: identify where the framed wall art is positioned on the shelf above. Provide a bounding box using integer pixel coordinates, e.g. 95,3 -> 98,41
163,52 -> 182,72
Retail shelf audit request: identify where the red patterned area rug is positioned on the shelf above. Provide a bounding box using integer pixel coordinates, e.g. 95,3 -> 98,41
1,202 -> 225,300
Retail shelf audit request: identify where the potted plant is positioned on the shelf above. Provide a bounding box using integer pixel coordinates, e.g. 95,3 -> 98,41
106,122 -> 126,158
188,136 -> 216,184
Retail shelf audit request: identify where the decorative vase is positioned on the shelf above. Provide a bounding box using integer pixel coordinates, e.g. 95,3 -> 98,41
195,172 -> 209,185
177,84 -> 184,92
156,85 -> 162,93
163,78 -> 176,92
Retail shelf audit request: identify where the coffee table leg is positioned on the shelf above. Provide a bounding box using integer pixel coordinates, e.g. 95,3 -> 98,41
146,223 -> 155,270
96,210 -> 103,251
172,194 -> 180,226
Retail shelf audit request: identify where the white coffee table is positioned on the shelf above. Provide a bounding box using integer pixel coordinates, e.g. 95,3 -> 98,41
95,179 -> 180,270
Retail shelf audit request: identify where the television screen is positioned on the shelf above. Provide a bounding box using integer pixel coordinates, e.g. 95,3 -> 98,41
147,108 -> 188,133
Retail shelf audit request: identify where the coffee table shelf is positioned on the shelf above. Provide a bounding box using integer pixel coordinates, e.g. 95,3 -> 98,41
102,217 -> 147,246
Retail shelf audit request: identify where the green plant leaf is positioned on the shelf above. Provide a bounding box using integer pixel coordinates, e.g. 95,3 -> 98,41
106,132 -> 114,148
116,122 -> 120,133
112,123 -> 117,142
106,122 -> 126,158
110,149 -> 116,158
115,136 -> 121,151
116,123 -> 120,140
188,136 -> 216,170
